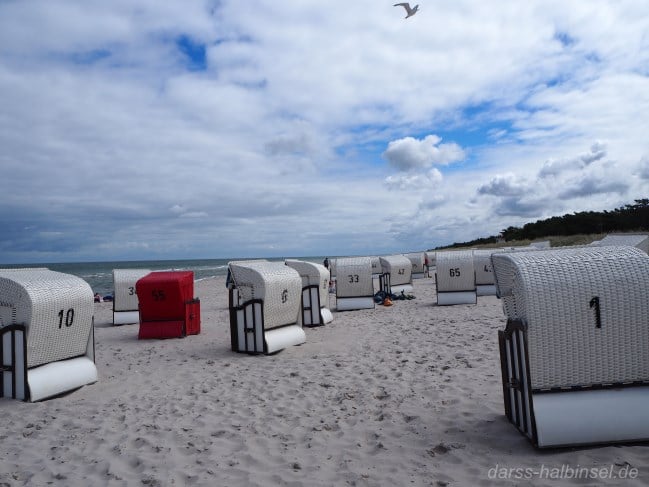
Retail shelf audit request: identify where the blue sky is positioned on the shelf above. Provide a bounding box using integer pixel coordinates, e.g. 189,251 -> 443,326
1,1 -> 648,263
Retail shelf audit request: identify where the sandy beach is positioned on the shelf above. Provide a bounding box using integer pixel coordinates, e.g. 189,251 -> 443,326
0,275 -> 647,486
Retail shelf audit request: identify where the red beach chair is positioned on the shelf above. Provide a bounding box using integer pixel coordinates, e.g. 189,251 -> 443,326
136,271 -> 200,339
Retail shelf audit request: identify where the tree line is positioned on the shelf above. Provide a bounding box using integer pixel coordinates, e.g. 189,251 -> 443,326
437,198 -> 649,249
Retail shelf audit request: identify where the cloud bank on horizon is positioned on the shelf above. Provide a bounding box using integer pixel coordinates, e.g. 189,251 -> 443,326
1,1 -> 648,263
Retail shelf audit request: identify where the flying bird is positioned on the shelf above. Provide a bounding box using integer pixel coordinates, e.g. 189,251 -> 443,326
394,3 -> 419,18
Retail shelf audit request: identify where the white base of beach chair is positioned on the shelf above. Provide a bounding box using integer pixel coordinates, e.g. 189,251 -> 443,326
476,284 -> 497,296
411,272 -> 426,279
391,284 -> 414,294
336,297 -> 375,311
321,308 -> 333,324
436,291 -> 477,305
265,325 -> 306,354
28,357 -> 98,402
533,387 -> 649,448
113,310 -> 140,325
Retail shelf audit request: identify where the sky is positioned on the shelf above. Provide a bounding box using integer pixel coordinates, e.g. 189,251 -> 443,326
1,1 -> 648,263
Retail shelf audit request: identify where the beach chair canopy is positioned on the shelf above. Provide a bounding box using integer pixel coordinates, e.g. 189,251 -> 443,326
0,268 -> 94,368
492,246 -> 649,447
379,255 -> 413,286
435,250 -> 475,292
0,268 -> 97,401
405,252 -> 426,275
136,271 -> 200,338
334,257 -> 374,298
113,269 -> 151,312
492,245 -> 649,390
595,233 -> 649,253
473,249 -> 502,286
285,259 -> 330,307
228,261 -> 302,330
369,256 -> 382,275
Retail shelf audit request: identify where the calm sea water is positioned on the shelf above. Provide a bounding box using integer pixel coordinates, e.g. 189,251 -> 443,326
1,257 -> 327,296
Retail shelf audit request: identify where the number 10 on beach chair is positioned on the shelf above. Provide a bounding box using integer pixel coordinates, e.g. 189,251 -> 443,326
492,246 -> 649,448
0,268 -> 98,401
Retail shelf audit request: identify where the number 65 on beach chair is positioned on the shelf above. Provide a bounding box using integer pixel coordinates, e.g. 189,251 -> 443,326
0,268 -> 98,401
492,246 -> 649,448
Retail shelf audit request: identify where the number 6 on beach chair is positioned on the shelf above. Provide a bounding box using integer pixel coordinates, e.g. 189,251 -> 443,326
228,261 -> 306,354
492,246 -> 649,448
0,268 -> 98,402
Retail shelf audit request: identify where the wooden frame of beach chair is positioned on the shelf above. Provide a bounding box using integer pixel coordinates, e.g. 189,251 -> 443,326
379,255 -> 414,295
473,249 -> 502,296
0,268 -> 98,402
136,271 -> 200,339
112,268 -> 151,325
492,246 -> 649,448
334,257 -> 375,311
285,259 -> 333,326
228,261 -> 305,354
434,250 -> 477,305
405,252 -> 427,279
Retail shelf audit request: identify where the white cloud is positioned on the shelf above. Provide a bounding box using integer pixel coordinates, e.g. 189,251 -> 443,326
382,135 -> 465,171
0,1 -> 648,262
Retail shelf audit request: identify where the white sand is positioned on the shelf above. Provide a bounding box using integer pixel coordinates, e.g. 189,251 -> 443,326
0,276 -> 647,486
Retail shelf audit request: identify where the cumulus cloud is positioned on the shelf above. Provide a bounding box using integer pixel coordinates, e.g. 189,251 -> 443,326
538,141 -> 607,178
382,135 -> 465,172
385,167 -> 443,191
557,175 -> 628,199
477,173 -> 528,197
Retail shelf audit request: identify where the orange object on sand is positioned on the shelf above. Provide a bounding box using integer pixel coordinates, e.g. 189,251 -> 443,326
383,297 -> 393,306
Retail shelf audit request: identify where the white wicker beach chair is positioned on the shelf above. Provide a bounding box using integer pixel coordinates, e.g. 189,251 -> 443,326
595,233 -> 649,253
405,252 -> 427,279
379,255 -> 414,295
335,257 -> 375,311
434,250 -> 476,305
473,249 -> 503,296
492,246 -> 649,448
112,268 -> 151,325
369,256 -> 382,277
285,260 -> 333,326
228,261 -> 305,354
0,268 -> 97,401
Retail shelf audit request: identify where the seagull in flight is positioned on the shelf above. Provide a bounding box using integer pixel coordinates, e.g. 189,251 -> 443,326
394,3 -> 419,18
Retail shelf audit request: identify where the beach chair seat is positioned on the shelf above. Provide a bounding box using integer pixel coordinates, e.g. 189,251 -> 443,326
112,268 -> 151,325
492,246 -> 649,448
334,257 -> 375,311
228,261 -> 305,354
434,250 -> 476,305
285,260 -> 333,326
136,271 -> 200,339
379,255 -> 414,295
0,268 -> 97,401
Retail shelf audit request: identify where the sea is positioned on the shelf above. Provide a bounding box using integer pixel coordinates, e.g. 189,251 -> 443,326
0,257 -> 328,297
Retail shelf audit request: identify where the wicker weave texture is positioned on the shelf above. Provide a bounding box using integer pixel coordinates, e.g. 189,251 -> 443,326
285,260 -> 330,308
335,257 -> 374,298
0,268 -> 94,368
229,262 -> 302,330
435,250 -> 476,292
492,246 -> 649,390
113,269 -> 151,312
369,256 -> 381,274
379,255 -> 413,286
